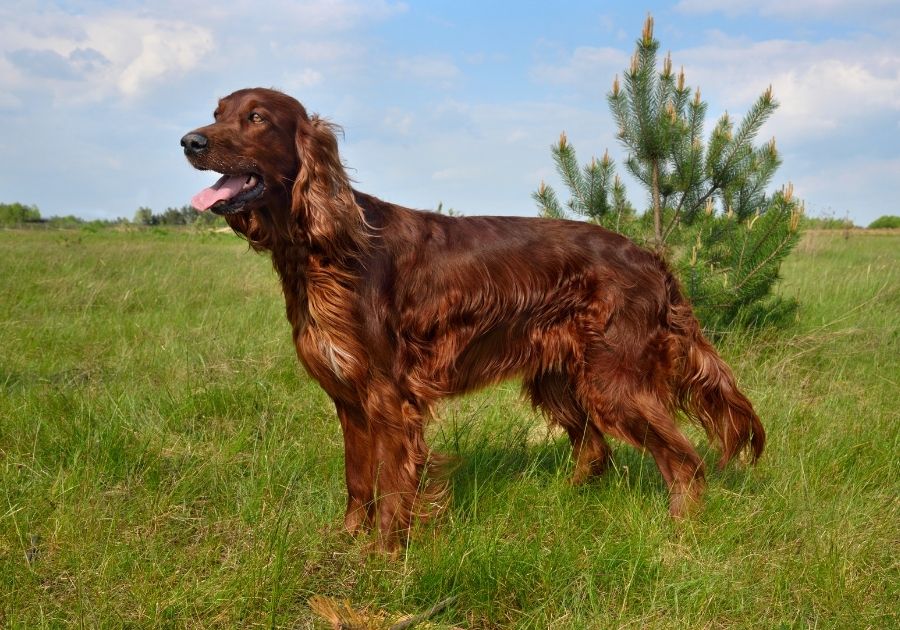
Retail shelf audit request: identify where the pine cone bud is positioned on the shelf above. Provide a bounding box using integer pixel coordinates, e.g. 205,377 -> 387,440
783,182 -> 794,203
642,14 -> 654,45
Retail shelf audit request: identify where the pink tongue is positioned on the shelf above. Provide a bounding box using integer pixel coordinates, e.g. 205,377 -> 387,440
191,175 -> 248,211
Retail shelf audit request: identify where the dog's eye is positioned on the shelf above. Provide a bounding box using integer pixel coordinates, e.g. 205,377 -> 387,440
213,110 -> 220,120
248,112 -> 264,124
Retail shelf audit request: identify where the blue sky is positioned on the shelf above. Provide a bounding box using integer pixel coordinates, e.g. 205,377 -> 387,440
1,0 -> 898,225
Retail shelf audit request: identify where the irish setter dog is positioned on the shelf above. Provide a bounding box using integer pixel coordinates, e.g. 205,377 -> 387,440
182,88 -> 764,548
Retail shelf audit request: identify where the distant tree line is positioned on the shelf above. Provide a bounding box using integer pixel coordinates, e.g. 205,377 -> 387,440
868,215 -> 900,229
0,202 -> 41,224
800,216 -> 855,230
799,215 -> 900,230
132,205 -> 224,226
0,202 -> 225,228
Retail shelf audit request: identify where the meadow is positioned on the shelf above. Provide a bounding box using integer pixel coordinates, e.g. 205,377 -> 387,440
1,226 -> 897,628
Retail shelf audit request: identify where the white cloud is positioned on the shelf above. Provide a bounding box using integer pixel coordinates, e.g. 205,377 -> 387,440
0,1 -> 408,105
276,40 -> 367,64
532,46 -> 628,87
257,0 -> 407,31
506,129 -> 528,143
395,55 -> 461,87
672,35 -> 900,144
431,167 -> 469,181
676,0 -> 897,19
161,0 -> 406,31
105,19 -> 213,96
530,32 -> 900,145
283,68 -> 325,90
793,156 -> 900,219
0,90 -> 21,109
382,109 -> 414,135
0,9 -> 213,102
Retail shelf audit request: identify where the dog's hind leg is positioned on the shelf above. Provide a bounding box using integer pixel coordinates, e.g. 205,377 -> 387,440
577,366 -> 706,517
526,372 -> 611,485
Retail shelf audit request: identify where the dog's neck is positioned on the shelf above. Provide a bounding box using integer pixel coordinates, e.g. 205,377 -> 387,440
269,241 -> 310,328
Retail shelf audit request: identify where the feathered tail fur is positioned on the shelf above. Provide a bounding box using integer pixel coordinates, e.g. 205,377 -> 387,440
664,271 -> 766,468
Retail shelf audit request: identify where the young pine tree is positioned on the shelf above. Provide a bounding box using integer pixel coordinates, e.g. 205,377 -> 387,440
534,15 -> 804,330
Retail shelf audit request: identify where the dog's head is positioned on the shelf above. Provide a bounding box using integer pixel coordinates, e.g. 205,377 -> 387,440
182,87 -> 360,252
182,87 -> 308,215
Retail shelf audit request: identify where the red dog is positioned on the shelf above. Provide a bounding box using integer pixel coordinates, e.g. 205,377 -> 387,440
182,88 -> 764,547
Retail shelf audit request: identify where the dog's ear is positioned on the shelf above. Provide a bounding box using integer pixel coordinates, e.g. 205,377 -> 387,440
291,115 -> 366,257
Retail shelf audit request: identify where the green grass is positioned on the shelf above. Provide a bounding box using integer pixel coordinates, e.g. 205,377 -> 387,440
1,227 -> 897,628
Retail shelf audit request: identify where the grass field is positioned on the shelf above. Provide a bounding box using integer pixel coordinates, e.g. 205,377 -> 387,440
1,226 -> 897,628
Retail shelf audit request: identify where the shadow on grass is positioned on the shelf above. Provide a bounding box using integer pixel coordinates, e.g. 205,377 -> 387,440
436,420 -> 669,518
431,415 -> 763,524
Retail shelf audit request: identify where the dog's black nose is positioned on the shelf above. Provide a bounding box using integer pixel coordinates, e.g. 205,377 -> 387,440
180,132 -> 208,156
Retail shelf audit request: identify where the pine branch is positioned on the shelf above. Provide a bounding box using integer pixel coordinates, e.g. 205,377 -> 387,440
728,231 -> 795,295
713,87 -> 777,186
533,181 -> 566,219
553,133 -> 591,214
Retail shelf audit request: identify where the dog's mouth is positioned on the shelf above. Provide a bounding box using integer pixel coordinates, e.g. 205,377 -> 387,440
191,173 -> 265,215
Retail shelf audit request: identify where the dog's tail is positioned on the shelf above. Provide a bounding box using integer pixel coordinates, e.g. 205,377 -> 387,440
663,267 -> 765,468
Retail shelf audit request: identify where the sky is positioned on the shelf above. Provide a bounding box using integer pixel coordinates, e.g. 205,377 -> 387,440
1,0 -> 898,226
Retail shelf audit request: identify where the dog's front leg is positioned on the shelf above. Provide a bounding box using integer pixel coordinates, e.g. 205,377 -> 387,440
335,401 -> 376,535
363,381 -> 430,550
